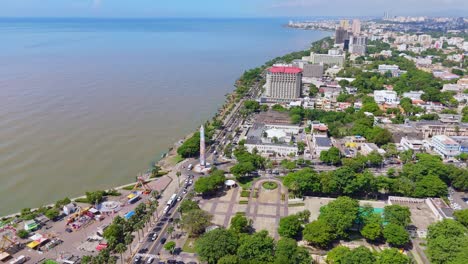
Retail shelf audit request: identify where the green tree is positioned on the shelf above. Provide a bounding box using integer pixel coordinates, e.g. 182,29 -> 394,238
196,229 -> 239,264
237,230 -> 275,263
367,151 -> 383,167
342,246 -> 376,264
427,219 -> 468,264
454,209 -> 468,227
229,214 -> 251,234
45,208 -> 60,220
177,132 -> 201,158
85,190 -> 105,204
414,175 -> 448,197
114,243 -> 127,264
283,168 -> 321,197
361,214 -> 383,242
320,147 -> 341,165
16,229 -> 29,239
278,214 -> 303,238
164,241 -> 176,256
275,237 -> 312,264
326,245 -> 351,264
179,200 -> 200,214
383,205 -> 411,226
383,223 -> 409,247
303,220 -> 335,248
218,255 -> 240,264
377,248 -> 410,264
230,162 -> 256,178
194,170 -> 226,195
181,209 -> 213,237
319,196 -> 360,238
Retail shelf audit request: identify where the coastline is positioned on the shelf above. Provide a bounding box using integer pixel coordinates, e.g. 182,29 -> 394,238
0,32 -> 329,220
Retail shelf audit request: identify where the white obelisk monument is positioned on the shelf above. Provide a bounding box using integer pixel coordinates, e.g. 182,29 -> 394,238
200,125 -> 206,167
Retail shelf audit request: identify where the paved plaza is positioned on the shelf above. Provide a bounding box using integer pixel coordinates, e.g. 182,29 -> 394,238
199,179 -> 288,238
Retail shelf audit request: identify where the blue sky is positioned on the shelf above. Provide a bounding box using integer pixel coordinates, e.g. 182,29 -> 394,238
1,0 -> 467,18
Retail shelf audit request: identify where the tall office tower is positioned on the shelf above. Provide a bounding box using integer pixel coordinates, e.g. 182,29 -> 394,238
349,35 -> 368,56
265,66 -> 302,100
352,19 -> 361,35
339,19 -> 350,30
199,125 -> 206,167
335,27 -> 348,44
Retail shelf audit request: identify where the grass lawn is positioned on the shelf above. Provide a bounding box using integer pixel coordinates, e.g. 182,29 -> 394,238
122,185 -> 135,191
174,155 -> 185,164
182,237 -> 197,253
288,203 -> 305,207
262,181 -> 278,190
240,190 -> 250,197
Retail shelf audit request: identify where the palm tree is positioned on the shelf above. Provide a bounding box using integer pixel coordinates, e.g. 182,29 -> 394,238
176,171 -> 182,188
124,233 -> 134,255
151,190 -> 160,200
173,218 -> 180,229
167,225 -> 175,239
134,221 -> 144,242
115,243 -> 127,264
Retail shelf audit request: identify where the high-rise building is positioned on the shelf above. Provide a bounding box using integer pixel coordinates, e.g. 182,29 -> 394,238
351,19 -> 361,35
340,20 -> 350,30
335,27 -> 348,44
265,66 -> 302,100
349,35 -> 368,56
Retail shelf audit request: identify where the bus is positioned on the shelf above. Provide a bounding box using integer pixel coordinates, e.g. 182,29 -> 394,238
162,206 -> 170,216
167,194 -> 177,207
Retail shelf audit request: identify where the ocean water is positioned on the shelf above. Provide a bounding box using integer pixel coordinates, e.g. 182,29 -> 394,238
0,18 -> 331,215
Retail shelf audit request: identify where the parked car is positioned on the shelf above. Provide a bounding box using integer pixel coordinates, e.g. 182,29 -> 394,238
160,237 -> 167,244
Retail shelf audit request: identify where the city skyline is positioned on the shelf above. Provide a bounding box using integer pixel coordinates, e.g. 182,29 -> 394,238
1,0 -> 467,18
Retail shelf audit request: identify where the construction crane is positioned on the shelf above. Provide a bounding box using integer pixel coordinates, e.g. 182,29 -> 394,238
132,173 -> 152,194
0,235 -> 15,252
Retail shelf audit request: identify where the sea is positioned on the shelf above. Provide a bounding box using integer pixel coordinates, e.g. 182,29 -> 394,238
0,18 -> 331,215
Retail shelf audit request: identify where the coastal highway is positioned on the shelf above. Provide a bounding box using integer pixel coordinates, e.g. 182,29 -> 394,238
131,78 -> 262,263
133,170 -> 197,263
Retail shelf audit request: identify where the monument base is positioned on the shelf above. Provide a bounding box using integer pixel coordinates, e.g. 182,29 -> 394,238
194,163 -> 212,174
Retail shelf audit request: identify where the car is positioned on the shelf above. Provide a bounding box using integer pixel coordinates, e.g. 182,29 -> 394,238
161,217 -> 168,222
65,228 -> 73,233
183,189 -> 187,194
153,227 -> 162,232
157,222 -> 164,226
147,257 -> 155,264
168,217 -> 173,222
177,196 -> 182,202
176,261 -> 185,264
167,260 -> 176,264
138,248 -> 148,253
134,256 -> 142,263
160,237 -> 167,244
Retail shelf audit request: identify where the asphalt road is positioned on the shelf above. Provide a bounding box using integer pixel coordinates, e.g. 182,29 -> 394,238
131,79 -> 262,264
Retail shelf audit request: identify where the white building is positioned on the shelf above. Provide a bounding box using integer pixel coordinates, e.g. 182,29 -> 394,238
312,135 -> 332,156
403,91 -> 424,100
265,66 -> 302,101
400,136 -> 424,152
431,135 -> 460,158
374,90 -> 398,104
303,52 -> 345,67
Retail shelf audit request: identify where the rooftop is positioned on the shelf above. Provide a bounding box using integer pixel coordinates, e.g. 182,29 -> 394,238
268,66 -> 302,74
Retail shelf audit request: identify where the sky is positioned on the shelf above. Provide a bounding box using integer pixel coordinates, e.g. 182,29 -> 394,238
1,0 -> 467,18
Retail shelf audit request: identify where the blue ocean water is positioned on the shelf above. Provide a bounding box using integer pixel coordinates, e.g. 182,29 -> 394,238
0,18 -> 331,214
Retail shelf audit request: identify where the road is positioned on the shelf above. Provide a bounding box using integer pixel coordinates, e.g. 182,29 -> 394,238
130,77 -> 263,264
